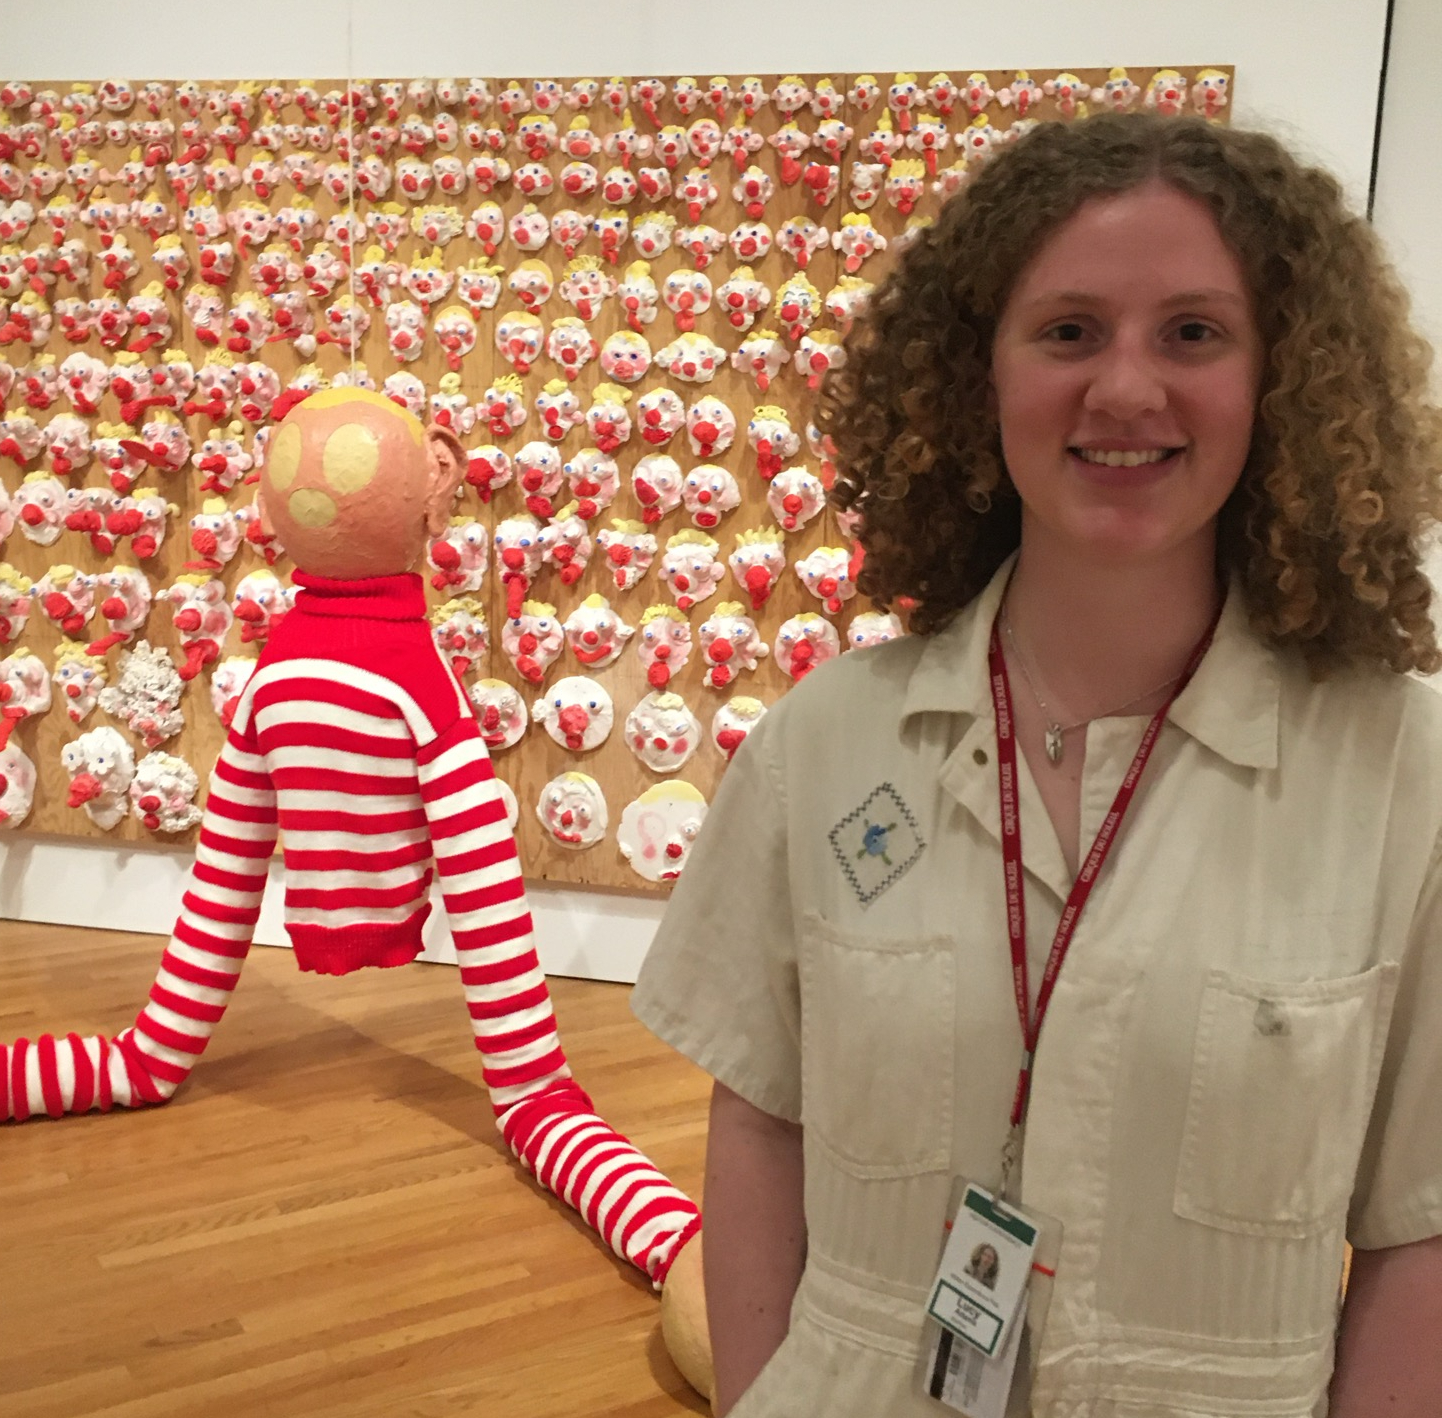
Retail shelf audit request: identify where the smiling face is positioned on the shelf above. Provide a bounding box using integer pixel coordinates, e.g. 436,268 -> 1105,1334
990,181 -> 1262,570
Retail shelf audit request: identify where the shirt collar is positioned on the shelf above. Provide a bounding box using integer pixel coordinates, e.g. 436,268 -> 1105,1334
290,570 -> 427,622
900,552 -> 1281,770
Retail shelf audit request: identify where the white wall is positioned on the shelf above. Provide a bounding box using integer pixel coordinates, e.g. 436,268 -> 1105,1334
0,0 -> 1399,977
1371,0 -> 1442,371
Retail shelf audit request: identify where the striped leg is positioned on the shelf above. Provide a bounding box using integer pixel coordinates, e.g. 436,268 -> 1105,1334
2,730 -> 278,1121
418,721 -> 702,1286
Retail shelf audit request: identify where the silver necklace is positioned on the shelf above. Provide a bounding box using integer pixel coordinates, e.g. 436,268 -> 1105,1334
1001,608 -> 1181,766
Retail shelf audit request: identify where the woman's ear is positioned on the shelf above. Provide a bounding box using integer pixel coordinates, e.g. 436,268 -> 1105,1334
422,424 -> 466,539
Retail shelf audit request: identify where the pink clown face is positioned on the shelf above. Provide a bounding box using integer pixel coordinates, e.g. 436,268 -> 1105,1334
795,545 -> 857,616
747,407 -> 800,481
698,604 -> 768,689
230,568 -> 292,645
675,224 -> 726,269
767,465 -> 827,533
599,329 -> 652,384
430,597 -> 489,678
538,509 -> 592,585
128,750 -> 202,833
776,613 -> 841,681
716,266 -> 771,332
467,200 -> 506,255
777,215 -> 827,270
402,258 -> 454,309
508,203 -> 550,252
731,329 -> 788,393
562,594 -> 633,669
558,261 -> 614,321
381,369 -> 427,418
658,532 -> 723,612
457,261 -> 504,315
631,214 -> 675,259
847,610 -> 906,651
562,447 -> 620,521
465,444 -> 513,502
585,389 -> 632,453
52,653 -> 106,722
508,258 -> 555,310
35,566 -> 98,637
514,440 -> 565,520
728,530 -> 787,610
685,396 -> 736,460
618,782 -> 708,882
502,601 -> 564,685
545,318 -> 599,380
682,464 -> 741,531
14,474 -> 66,544
596,521 -> 657,592
550,208 -> 591,259
636,606 -> 693,690
631,454 -> 683,525
496,311 -> 544,374
426,518 -> 489,594
655,333 -> 724,384
794,330 -> 847,390
0,572 -> 30,647
534,674 -> 613,752
615,262 -> 659,331
482,376 -> 528,437
662,269 -> 712,333
44,414 -> 94,478
384,300 -> 427,362
536,771 -> 608,847
594,209 -> 629,266
624,691 -> 701,774
433,306 -> 477,371
712,696 -> 767,761
469,678 -> 528,751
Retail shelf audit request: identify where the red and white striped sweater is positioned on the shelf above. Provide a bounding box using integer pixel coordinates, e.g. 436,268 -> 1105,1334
2,572 -> 700,1285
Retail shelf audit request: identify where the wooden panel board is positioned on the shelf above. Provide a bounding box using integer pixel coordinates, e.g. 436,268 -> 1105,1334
0,67 -> 1232,890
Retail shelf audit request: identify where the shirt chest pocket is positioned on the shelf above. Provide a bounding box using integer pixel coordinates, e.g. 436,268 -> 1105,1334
1174,962 -> 1399,1239
798,913 -> 955,1179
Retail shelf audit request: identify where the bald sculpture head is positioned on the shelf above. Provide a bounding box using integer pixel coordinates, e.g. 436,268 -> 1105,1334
259,387 -> 466,579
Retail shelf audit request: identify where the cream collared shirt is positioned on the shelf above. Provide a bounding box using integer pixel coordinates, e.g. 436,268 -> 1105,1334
633,557 -> 1442,1417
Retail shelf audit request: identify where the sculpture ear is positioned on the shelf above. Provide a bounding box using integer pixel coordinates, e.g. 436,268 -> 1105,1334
422,423 -> 466,539
255,484 -> 275,539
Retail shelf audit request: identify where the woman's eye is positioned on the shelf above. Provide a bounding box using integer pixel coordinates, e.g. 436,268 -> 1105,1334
1046,321 -> 1087,343
1175,320 -> 1215,343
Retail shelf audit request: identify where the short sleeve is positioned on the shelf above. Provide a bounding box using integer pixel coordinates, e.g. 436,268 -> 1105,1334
1348,832 -> 1442,1249
630,709 -> 800,1123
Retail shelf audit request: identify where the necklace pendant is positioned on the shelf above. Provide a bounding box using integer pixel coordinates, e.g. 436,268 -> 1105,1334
1045,725 -> 1065,764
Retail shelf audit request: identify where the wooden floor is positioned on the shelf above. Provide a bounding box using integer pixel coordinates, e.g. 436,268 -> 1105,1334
0,923 -> 713,1418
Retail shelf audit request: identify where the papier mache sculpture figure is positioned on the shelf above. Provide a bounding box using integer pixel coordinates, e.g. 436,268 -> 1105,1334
1,387 -> 704,1300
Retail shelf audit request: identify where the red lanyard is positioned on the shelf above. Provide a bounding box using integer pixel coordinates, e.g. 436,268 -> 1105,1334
987,608 -> 1219,1133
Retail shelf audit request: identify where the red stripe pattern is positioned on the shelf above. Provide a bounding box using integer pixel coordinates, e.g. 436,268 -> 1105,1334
1,572 -> 699,1285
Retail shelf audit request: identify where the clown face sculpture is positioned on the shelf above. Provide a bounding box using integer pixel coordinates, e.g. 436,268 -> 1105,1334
681,464 -> 741,531
496,311 -> 544,374
87,564 -> 153,654
514,440 -> 565,520
618,781 -> 707,882
795,545 -> 856,616
716,267 -> 771,332
43,414 -> 93,479
747,405 -> 800,481
230,568 -> 292,645
550,208 -> 592,259
732,329 -> 789,395
433,305 -> 477,371
562,447 -> 620,521
698,602 -> 769,689
134,409 -> 192,473
52,643 -> 107,722
128,749 -> 202,833
729,527 -> 787,610
493,515 -> 545,618
466,445 -> 512,502
616,261 -> 659,332
599,329 -> 652,385
600,166 -> 639,206
509,203 -> 550,253
0,649 -> 50,746
712,695 -> 767,760
655,332 -> 724,384
480,375 -> 528,440
62,724 -> 135,830
795,329 -> 847,391
106,486 -> 176,561
535,379 -> 584,443
157,575 -> 232,679
466,200 -> 506,256
596,520 -> 656,593
427,516 -> 489,594
594,209 -> 629,266
428,373 -> 475,437
382,370 -> 427,419
834,213 -> 887,274
193,422 -> 252,494
662,269 -> 712,333
35,564 -> 98,637
383,300 -> 427,363
508,257 -> 555,311
536,504 -> 591,586
777,215 -> 828,271
635,604 -> 692,690
625,691 -> 701,775
0,564 -> 32,645
632,453 -> 683,525
823,276 -> 874,333
536,771 -> 608,848
685,397 -> 736,461
558,256 -> 614,321
632,213 -> 675,259
847,610 -> 906,651
562,593 -> 633,669
469,677 -> 528,751
768,465 -> 827,533
675,224 -> 726,270
585,383 -> 632,453
659,531 -> 723,612
547,317 -> 599,380
185,496 -> 245,572
3,416 -> 47,474
776,613 -> 841,681
533,674 -> 613,752
429,597 -> 489,679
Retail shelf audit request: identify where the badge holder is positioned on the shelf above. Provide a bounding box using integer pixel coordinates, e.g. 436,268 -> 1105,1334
914,1178 -> 1064,1417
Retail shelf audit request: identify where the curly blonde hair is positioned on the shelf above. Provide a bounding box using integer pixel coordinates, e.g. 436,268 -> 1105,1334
821,112 -> 1442,674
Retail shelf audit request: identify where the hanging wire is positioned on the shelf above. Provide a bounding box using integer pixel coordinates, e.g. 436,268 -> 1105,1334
345,4 -> 358,381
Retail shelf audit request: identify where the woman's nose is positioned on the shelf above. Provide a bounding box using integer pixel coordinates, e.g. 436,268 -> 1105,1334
1082,333 -> 1168,420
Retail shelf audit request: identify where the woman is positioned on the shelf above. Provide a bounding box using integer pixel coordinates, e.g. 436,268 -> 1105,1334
633,113 -> 1442,1416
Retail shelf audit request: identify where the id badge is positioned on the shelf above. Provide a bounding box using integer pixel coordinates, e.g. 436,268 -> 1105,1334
915,1180 -> 1064,1417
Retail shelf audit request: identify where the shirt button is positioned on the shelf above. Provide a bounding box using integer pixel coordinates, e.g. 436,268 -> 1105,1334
973,748 -> 988,765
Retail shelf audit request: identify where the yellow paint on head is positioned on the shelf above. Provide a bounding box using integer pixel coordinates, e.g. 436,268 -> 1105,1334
304,386 -> 424,445
322,422 -> 380,494
288,488 -> 338,527
266,421 -> 302,490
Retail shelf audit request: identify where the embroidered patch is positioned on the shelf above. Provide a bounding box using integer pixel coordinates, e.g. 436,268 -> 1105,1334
828,782 -> 925,908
